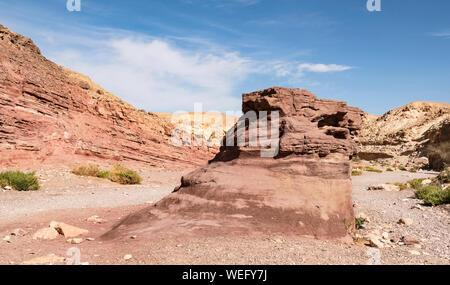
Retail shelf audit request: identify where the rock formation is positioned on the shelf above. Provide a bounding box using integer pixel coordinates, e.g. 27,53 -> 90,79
104,87 -> 363,240
0,25 -> 215,169
358,101 -> 450,169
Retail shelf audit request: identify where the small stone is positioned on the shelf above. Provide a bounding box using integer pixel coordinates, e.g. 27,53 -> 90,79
3,235 -> 11,242
367,184 -> 400,192
382,232 -> 389,240
365,234 -> 384,249
421,179 -> 432,185
81,262 -> 89,265
32,227 -> 60,240
86,215 -> 107,224
50,221 -> 89,238
412,204 -> 424,211
398,218 -> 413,226
4,186 -> 12,190
124,254 -> 133,261
86,237 -> 95,241
408,250 -> 421,256
11,228 -> 27,237
67,238 -> 84,244
130,235 -> 137,239
401,236 -> 420,245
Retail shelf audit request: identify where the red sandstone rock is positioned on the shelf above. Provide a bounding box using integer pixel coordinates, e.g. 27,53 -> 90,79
103,87 -> 363,240
0,25 -> 214,169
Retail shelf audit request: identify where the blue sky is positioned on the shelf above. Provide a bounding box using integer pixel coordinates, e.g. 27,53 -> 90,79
0,0 -> 449,114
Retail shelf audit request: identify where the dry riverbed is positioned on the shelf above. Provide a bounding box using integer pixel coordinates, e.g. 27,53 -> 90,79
0,168 -> 448,265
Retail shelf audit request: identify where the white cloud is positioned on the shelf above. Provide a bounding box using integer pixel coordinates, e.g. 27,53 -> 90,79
298,63 -> 353,73
51,36 -> 249,112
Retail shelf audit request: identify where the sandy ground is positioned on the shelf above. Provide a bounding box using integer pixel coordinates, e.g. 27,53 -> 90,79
0,167 -> 448,265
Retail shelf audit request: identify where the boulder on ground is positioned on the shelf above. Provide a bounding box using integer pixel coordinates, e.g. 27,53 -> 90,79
367,184 -> 400,192
50,221 -> 89,238
32,227 -> 59,240
102,87 -> 363,241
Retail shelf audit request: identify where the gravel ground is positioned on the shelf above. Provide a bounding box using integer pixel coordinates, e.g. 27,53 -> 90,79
0,167 -> 448,265
352,169 -> 450,263
0,168 -> 187,223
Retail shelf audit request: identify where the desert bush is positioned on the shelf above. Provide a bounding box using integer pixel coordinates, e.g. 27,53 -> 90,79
97,170 -> 110,179
108,165 -> 142,185
364,166 -> 383,173
352,170 -> 363,176
71,164 -> 100,177
398,166 -> 407,171
0,171 -> 40,191
71,164 -> 142,185
355,217 -> 366,230
415,185 -> 450,206
386,168 -> 394,172
407,178 -> 426,190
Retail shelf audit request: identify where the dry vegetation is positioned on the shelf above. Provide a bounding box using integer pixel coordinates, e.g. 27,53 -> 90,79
71,164 -> 142,185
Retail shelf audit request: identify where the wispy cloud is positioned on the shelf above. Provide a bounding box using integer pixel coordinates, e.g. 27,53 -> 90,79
298,63 -> 353,73
431,30 -> 450,38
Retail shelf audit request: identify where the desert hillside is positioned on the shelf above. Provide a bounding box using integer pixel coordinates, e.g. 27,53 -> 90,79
358,101 -> 450,169
0,24 -> 218,170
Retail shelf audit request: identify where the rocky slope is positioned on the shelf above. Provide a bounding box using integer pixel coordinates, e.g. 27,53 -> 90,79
358,101 -> 450,169
0,25 -> 215,169
103,87 -> 364,241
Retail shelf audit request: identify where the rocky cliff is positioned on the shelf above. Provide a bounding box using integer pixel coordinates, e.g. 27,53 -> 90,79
0,25 -> 215,169
104,87 -> 363,240
358,101 -> 450,169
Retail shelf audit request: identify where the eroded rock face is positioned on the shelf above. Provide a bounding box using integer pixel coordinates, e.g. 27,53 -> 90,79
358,102 -> 450,169
0,25 -> 214,169
104,87 -> 363,240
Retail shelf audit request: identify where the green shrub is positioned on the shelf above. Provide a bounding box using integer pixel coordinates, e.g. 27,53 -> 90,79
71,164 -> 100,177
352,170 -> 363,176
0,171 -> 40,191
355,217 -> 366,230
415,185 -> 450,206
97,170 -> 110,179
108,165 -> 142,185
386,168 -> 394,172
398,166 -> 407,171
364,166 -> 383,173
407,178 -> 426,190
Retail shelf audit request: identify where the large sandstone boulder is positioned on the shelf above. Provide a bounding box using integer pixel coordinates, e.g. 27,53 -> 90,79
103,87 -> 363,240
358,102 -> 450,169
